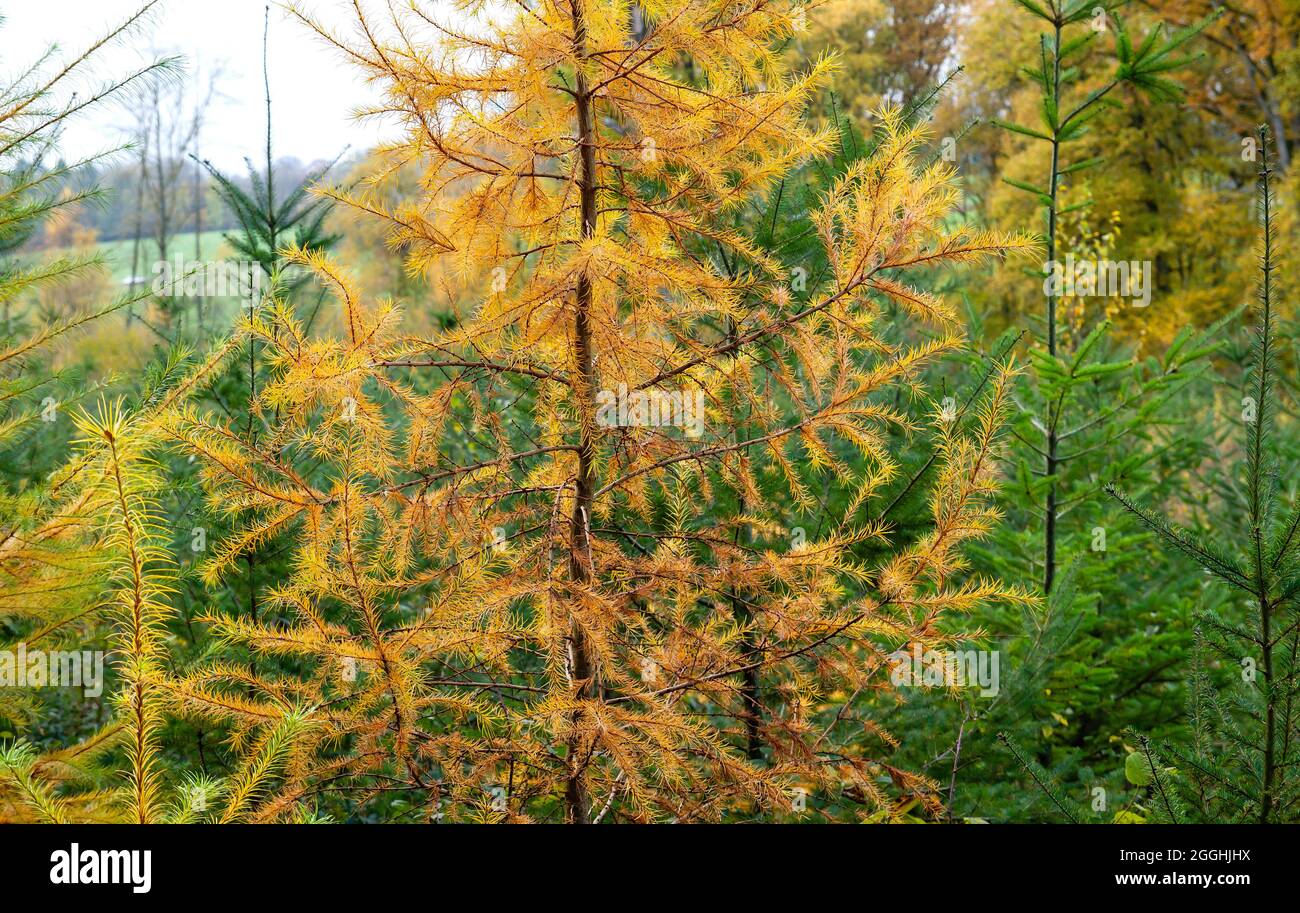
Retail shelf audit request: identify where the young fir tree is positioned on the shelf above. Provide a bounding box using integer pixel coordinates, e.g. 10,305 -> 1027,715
1108,127 -> 1300,824
992,0 -> 1221,594
964,0 -> 1230,813
195,6 -> 340,301
160,0 -> 1034,823
138,6 -> 345,790
186,1 -> 340,662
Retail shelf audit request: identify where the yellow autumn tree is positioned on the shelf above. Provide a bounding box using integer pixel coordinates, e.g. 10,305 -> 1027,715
162,0 -> 1035,823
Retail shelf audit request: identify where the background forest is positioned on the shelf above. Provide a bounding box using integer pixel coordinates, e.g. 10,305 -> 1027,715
1,0 -> 1298,824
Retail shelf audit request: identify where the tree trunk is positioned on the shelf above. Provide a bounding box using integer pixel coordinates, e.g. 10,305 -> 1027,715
565,0 -> 600,825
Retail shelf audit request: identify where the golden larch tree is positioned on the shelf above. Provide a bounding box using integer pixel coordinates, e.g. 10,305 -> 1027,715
165,0 -> 1035,823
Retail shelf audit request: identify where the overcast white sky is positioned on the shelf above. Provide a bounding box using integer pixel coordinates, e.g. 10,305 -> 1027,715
0,0 -> 413,170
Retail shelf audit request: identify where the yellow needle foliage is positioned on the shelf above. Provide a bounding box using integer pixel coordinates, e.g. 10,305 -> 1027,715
148,0 -> 1040,823
1,0 -> 1035,825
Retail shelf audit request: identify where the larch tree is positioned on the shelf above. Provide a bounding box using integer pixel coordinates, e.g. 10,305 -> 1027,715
165,0 -> 1034,823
